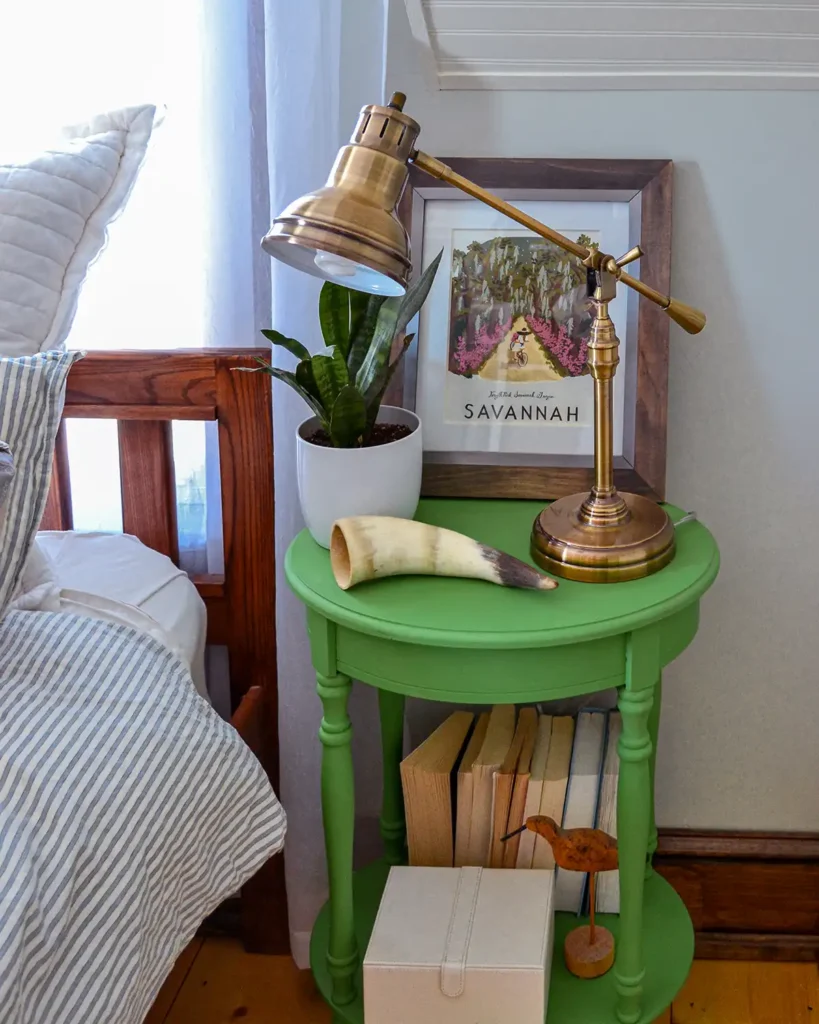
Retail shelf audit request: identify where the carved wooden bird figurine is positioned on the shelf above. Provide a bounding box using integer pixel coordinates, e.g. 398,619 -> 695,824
503,815 -> 620,977
515,815 -> 618,873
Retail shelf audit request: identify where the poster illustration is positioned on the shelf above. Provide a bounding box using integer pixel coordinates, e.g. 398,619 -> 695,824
448,233 -> 593,384
414,200 -> 630,458
445,231 -> 595,438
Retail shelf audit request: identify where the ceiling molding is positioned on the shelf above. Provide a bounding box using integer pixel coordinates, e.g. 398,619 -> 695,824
403,0 -> 819,89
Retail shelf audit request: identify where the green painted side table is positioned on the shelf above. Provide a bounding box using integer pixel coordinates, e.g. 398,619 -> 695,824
285,499 -> 719,1024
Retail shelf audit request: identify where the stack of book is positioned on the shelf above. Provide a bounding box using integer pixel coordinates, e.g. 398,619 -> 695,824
400,705 -> 622,915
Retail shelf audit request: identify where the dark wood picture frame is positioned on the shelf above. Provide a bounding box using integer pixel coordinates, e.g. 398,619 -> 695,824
394,158 -> 672,501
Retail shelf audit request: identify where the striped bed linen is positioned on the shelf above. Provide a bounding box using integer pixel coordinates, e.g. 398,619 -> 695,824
0,351 -> 81,619
0,608 -> 286,1024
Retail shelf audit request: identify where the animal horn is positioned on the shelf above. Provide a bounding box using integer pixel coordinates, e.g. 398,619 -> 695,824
330,516 -> 558,592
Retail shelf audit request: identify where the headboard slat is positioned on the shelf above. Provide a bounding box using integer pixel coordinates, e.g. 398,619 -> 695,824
215,355 -> 276,714
118,420 -> 180,564
66,404 -> 216,421
64,351 -> 219,408
42,421 -> 73,531
191,575 -> 229,645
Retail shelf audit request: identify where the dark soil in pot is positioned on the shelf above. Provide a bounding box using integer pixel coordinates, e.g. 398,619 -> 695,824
305,422 -> 414,448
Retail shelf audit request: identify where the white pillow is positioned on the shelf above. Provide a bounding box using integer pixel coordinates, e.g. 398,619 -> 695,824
10,538 -> 60,611
0,105 -> 157,357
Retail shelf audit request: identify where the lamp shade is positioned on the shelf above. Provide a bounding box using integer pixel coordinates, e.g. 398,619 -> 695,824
262,99 -> 422,296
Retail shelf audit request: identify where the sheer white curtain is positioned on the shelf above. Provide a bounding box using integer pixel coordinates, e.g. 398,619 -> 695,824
4,0 -> 391,962
0,0 -> 267,570
265,0 -> 390,965
264,0 -> 345,968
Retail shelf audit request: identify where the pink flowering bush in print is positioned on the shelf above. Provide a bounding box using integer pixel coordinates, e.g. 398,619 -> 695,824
452,318 -> 512,374
451,315 -> 587,377
526,316 -> 588,377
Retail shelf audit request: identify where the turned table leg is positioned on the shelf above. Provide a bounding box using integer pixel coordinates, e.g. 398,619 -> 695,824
317,670 -> 358,1007
646,672 -> 662,876
378,689 -> 406,865
615,673 -> 655,1024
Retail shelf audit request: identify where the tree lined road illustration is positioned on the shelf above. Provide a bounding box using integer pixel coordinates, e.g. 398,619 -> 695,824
449,234 -> 597,382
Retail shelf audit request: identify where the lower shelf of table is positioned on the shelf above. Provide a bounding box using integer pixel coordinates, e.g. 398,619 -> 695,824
310,861 -> 694,1024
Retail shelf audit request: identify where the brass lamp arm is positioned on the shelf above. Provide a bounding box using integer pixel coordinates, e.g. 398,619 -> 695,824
411,150 -> 705,335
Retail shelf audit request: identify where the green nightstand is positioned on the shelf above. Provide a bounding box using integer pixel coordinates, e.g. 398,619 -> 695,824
285,498 -> 719,1024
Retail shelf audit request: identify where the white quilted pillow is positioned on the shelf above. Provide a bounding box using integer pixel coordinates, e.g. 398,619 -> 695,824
0,106 -> 157,357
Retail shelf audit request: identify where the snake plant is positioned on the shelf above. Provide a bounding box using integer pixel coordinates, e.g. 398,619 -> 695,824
250,251 -> 442,447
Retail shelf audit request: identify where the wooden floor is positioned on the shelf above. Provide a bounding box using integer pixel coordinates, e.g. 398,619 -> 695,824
146,940 -> 819,1024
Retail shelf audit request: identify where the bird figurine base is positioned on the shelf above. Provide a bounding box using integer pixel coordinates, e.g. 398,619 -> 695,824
564,924 -> 615,979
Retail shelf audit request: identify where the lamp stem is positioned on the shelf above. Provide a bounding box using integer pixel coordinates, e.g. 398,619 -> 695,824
594,375 -> 615,499
578,287 -> 629,527
590,294 -> 616,499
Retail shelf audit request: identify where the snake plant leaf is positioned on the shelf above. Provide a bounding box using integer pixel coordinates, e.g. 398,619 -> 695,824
348,289 -> 370,347
331,342 -> 349,382
354,296 -> 402,397
260,329 -> 311,363
311,346 -> 350,411
395,249 -> 443,335
347,293 -> 388,379
353,250 -> 443,397
363,333 -> 415,432
329,385 -> 368,448
250,364 -> 328,426
233,355 -> 277,372
319,283 -> 354,359
295,358 -> 321,405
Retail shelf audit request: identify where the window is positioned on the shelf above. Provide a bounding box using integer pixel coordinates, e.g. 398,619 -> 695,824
3,1 -> 219,567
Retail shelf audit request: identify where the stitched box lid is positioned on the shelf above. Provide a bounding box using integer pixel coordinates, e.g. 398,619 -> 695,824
364,866 -> 554,988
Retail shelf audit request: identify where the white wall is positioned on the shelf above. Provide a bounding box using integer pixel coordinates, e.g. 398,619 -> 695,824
387,0 -> 819,831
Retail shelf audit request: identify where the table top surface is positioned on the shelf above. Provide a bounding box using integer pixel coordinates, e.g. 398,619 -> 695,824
285,499 -> 719,649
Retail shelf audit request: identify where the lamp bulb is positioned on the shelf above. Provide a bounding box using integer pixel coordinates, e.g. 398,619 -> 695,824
312,250 -> 405,296
314,251 -> 357,279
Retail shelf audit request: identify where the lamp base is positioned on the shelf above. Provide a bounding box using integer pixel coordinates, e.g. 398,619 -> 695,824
531,491 -> 675,583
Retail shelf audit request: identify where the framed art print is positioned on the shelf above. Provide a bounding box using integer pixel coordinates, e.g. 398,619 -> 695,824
394,159 -> 673,501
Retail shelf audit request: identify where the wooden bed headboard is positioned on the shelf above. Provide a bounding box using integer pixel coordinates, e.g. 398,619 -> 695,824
42,348 -> 287,952
43,348 -> 273,708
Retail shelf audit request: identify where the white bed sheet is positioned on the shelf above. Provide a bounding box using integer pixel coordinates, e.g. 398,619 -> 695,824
35,531 -> 208,698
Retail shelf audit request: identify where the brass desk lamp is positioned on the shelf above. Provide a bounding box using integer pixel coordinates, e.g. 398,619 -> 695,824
263,93 -> 705,583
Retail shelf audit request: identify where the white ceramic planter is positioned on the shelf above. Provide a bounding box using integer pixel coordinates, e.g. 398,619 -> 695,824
296,405 -> 422,547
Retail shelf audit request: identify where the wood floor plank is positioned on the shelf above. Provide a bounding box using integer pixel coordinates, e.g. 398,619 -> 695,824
151,943 -> 819,1024
163,937 -> 331,1023
672,961 -> 819,1024
143,938 -> 204,1024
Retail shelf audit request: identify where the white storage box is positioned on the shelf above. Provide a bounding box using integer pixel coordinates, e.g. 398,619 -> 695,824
364,866 -> 555,1024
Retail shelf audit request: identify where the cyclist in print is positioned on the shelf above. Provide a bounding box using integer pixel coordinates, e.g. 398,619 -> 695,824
508,326 -> 532,367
